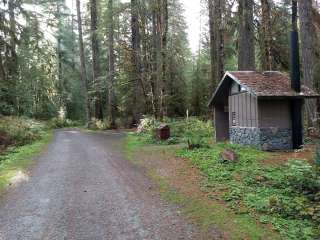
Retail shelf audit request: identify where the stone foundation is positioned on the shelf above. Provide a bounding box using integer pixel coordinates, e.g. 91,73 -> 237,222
260,128 -> 292,150
230,127 -> 292,150
230,127 -> 260,147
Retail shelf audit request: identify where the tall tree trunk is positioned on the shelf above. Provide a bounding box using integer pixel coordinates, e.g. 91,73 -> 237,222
150,0 -> 167,119
131,0 -> 144,125
76,0 -> 90,124
8,0 -> 17,112
107,0 -> 117,128
0,45 -> 5,82
8,0 -> 17,74
160,0 -> 168,118
208,0 -> 216,88
260,0 -> 273,70
238,0 -> 255,70
214,0 -> 225,82
90,0 -> 103,119
140,0 -> 153,114
57,2 -> 64,111
151,5 -> 160,118
208,0 -> 225,89
299,0 -> 318,128
0,10 -> 5,82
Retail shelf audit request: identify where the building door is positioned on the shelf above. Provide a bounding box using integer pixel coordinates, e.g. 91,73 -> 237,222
214,104 -> 229,141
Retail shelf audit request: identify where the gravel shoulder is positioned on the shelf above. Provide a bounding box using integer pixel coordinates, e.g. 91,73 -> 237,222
0,130 -> 199,240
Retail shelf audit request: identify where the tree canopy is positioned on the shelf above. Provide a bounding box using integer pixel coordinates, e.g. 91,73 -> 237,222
1,0 -> 319,126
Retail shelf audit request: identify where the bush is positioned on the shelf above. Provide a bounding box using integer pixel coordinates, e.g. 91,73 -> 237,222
182,118 -> 213,148
47,118 -> 80,129
135,117 -> 214,146
88,119 -> 108,130
0,116 -> 47,147
137,116 -> 161,134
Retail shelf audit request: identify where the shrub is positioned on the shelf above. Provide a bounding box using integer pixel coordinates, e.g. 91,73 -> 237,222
135,116 -> 214,146
88,119 -> 108,130
47,118 -> 80,129
182,118 -> 213,148
0,116 -> 47,147
137,116 -> 161,134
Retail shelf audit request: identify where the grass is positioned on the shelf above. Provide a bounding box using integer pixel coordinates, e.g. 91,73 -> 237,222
123,133 -> 152,163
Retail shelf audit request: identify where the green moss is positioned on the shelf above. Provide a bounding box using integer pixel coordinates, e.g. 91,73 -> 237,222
0,131 -> 53,191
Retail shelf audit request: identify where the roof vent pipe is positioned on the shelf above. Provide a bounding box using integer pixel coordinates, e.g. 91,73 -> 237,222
290,0 -> 301,93
290,0 -> 303,149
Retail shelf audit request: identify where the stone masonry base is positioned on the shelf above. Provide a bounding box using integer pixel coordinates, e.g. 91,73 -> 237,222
230,127 -> 292,150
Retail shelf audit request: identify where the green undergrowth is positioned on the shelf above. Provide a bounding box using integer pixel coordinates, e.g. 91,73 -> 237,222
0,116 -> 48,146
147,168 -> 280,240
0,116 -> 54,192
47,117 -> 82,129
0,131 -> 52,191
127,115 -> 320,239
177,144 -> 320,240
125,133 -> 281,239
136,116 -> 214,146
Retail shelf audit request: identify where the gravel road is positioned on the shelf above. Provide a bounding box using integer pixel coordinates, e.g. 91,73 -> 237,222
0,130 -> 198,240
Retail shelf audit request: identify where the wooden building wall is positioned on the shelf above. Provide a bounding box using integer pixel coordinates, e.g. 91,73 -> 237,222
258,100 -> 291,128
229,92 -> 258,127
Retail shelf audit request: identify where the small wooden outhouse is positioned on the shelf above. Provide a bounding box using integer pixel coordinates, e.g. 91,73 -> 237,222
208,71 -> 319,150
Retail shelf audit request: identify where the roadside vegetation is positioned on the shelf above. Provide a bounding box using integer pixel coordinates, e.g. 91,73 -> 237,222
0,116 -> 79,192
126,116 -> 320,240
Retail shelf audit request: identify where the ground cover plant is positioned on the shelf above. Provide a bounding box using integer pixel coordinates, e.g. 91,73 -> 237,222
177,144 -> 320,240
132,117 -> 320,240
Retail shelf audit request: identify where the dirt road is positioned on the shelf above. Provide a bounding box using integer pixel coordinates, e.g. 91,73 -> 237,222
0,130 -> 198,240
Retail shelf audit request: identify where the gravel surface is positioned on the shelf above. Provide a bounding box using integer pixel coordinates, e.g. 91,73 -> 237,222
0,130 -> 198,240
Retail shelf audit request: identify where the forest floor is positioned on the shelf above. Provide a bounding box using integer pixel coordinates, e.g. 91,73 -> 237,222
125,126 -> 320,240
125,138 -> 282,240
0,129 -> 203,240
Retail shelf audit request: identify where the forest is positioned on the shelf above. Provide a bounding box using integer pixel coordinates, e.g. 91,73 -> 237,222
1,1 -> 320,239
1,0 -> 319,128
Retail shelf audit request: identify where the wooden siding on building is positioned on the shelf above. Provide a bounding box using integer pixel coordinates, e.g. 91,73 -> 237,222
229,92 -> 258,127
258,100 -> 291,128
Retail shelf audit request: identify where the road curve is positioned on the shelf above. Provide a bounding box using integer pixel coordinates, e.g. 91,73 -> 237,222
0,130 -> 197,240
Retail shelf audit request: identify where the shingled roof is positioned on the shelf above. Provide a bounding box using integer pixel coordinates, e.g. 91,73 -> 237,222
209,71 -> 319,106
